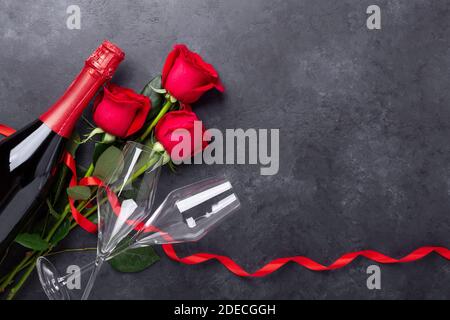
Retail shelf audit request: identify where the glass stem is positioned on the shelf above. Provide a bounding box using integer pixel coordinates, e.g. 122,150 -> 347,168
57,260 -> 95,286
56,248 -> 124,287
80,256 -> 105,300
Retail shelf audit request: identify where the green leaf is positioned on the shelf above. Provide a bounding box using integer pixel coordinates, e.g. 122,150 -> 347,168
120,187 -> 139,200
93,142 -> 111,166
50,220 -> 70,245
141,75 -> 164,119
109,246 -> 160,273
15,233 -> 49,251
93,145 -> 124,182
67,185 -> 92,200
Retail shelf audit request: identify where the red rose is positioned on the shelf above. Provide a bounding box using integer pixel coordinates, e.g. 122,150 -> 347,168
162,44 -> 225,104
93,84 -> 151,138
155,110 -> 209,161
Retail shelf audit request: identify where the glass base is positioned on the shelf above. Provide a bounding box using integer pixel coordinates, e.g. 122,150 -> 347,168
36,256 -> 70,300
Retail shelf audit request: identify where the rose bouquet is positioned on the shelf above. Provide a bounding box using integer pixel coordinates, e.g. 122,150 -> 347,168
0,44 -> 224,299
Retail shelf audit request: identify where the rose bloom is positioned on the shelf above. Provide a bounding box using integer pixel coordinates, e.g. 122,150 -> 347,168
93,84 -> 151,138
155,110 -> 209,161
162,44 -> 225,104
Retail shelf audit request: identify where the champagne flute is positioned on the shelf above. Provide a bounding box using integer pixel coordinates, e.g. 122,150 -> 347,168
36,176 -> 240,300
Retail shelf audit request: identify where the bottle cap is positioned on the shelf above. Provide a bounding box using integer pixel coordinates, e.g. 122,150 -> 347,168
86,40 -> 125,79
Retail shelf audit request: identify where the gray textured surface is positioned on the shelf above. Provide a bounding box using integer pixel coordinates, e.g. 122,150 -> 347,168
1,0 -> 450,299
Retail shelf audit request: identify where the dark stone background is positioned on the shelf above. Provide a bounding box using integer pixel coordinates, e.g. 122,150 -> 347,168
0,0 -> 449,299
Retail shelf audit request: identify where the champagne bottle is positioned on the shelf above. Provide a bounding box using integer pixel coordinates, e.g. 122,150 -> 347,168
0,40 -> 125,255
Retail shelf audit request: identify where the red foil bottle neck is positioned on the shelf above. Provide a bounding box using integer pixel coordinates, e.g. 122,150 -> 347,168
39,40 -> 125,138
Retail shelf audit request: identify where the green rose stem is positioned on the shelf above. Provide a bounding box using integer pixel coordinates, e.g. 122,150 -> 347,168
1,138 -> 101,294
0,202 -> 77,292
138,99 -> 173,142
6,259 -> 36,299
1,161 -> 109,296
0,257 -> 34,286
4,154 -> 162,300
0,194 -> 90,295
0,162 -> 96,295
3,247 -> 96,299
2,97 -> 169,298
0,254 -> 31,292
85,163 -> 95,177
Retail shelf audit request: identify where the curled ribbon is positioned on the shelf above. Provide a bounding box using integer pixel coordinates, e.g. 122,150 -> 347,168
60,146 -> 450,276
64,152 -> 99,233
1,124 -> 449,277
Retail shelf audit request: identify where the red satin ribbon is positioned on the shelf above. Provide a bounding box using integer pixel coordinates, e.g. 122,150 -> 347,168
61,150 -> 450,277
64,152 -> 99,233
1,124 -> 449,277
162,244 -> 450,276
0,124 -> 15,136
65,152 -> 147,233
